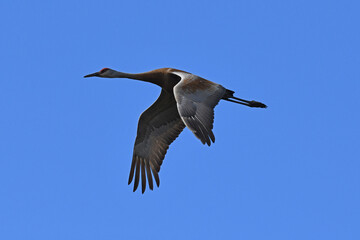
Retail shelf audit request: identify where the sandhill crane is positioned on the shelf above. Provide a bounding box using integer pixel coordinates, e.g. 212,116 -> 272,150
84,68 -> 267,193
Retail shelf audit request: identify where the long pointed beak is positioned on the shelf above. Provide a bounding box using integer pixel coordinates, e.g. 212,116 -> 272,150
84,72 -> 100,78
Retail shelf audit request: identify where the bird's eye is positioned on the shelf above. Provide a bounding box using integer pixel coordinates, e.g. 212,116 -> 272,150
100,68 -> 109,73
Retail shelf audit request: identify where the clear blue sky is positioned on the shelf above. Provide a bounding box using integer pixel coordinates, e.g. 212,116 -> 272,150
1,0 -> 359,239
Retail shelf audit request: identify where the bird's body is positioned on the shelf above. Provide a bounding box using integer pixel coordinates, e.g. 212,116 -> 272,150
84,68 -> 266,193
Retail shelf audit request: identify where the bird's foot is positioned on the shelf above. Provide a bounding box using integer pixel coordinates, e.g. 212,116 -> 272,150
249,101 -> 267,108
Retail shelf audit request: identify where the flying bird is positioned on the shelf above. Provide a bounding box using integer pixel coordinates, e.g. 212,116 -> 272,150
84,68 -> 267,193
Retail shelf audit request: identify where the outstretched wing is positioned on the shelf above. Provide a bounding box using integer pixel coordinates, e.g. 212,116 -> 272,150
128,90 -> 185,193
172,71 -> 226,146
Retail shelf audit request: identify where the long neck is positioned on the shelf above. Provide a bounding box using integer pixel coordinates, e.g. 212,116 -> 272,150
113,70 -> 164,87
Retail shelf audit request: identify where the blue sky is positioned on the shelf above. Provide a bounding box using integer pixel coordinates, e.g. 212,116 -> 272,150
1,0 -> 359,239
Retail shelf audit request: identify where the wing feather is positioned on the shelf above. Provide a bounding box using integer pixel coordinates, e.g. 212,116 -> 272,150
128,90 -> 185,193
173,72 -> 226,146
133,157 -> 141,192
145,160 -> 153,190
141,158 -> 146,193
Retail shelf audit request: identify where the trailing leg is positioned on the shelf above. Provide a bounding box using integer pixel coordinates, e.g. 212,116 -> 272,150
222,89 -> 267,108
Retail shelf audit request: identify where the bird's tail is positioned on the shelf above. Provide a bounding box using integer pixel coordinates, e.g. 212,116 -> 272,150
222,89 -> 267,108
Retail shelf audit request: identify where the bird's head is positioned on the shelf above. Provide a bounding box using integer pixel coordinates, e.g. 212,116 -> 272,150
84,68 -> 116,78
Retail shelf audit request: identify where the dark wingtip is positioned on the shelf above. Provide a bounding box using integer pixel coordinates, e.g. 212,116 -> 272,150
155,177 -> 160,187
128,176 -> 133,185
141,184 -> 146,194
149,162 -> 160,187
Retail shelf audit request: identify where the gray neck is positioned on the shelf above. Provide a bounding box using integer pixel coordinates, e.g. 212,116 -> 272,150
112,71 -> 136,79
111,70 -> 164,87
